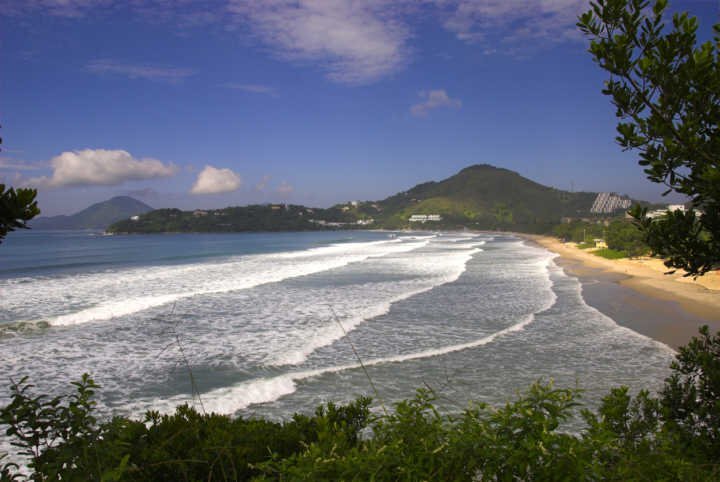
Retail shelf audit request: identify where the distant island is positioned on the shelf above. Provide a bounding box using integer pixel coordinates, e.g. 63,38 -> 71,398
31,196 -> 153,230
107,165 -> 649,234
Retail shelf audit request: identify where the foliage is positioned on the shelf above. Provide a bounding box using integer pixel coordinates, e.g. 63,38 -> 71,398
552,220 -> 605,243
594,248 -> 629,259
0,131 -> 40,243
632,206 -> 718,276
661,326 -> 720,461
0,374 -> 99,480
578,0 -> 720,276
2,327 -> 720,480
552,219 -> 648,257
605,219 -> 648,256
0,185 -> 40,244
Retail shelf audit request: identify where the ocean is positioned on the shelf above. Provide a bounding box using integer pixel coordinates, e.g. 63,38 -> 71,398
0,230 -> 673,428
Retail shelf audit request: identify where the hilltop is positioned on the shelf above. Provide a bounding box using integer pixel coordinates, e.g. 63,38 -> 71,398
351,164 -> 600,231
32,196 -> 153,230
108,165 -> 634,234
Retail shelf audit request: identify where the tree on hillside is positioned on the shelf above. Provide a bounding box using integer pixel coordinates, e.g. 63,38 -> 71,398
0,127 -> 40,243
578,0 -> 719,276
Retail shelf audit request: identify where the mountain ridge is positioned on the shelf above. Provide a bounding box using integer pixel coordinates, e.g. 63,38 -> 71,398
32,196 -> 153,230
107,165 -> 637,234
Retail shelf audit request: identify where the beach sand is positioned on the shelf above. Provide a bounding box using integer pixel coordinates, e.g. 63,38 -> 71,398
520,234 -> 720,350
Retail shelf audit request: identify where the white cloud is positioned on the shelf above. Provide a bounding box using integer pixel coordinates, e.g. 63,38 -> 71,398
4,0 -> 589,80
86,59 -> 194,83
27,149 -> 177,188
276,180 -> 293,194
228,0 -> 412,84
223,83 -> 277,95
441,0 -> 587,47
410,89 -> 461,117
190,165 -> 242,194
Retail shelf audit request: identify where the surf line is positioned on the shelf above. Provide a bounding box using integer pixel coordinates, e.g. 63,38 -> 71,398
151,314 -> 537,416
49,239 -> 433,327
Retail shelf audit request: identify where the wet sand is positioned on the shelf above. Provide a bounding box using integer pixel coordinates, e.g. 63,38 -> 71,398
520,235 -> 720,349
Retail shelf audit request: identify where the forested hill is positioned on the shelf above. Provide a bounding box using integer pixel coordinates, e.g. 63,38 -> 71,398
31,196 -> 153,230
369,164 -> 599,230
107,165 -> 633,234
108,204 -> 328,234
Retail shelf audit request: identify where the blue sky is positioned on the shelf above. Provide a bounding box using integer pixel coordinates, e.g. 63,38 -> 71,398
1,0 -> 716,215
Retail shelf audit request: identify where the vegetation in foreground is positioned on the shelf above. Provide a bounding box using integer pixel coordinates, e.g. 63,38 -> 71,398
1,327 -> 719,481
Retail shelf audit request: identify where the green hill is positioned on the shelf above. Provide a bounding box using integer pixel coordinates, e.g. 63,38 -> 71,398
348,164 -> 600,232
31,196 -> 153,230
108,204 -> 324,233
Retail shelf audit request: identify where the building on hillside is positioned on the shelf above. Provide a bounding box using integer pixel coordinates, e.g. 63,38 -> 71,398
409,214 -> 442,223
590,193 -> 632,214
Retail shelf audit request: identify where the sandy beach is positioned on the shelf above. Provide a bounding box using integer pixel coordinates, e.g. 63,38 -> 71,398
521,234 -> 720,349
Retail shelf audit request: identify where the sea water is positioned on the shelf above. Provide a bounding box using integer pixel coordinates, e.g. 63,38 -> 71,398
0,230 -> 673,434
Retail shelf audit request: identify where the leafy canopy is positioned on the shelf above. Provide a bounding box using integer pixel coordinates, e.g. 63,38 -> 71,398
0,131 -> 40,243
0,185 -> 40,243
578,0 -> 720,275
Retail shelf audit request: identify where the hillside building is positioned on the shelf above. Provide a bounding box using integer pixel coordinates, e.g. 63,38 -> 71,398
409,214 -> 442,223
590,193 -> 632,214
647,204 -> 689,219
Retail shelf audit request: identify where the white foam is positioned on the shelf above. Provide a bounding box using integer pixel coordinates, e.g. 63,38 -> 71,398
52,294 -> 182,326
137,242 -> 557,415
36,238 -> 430,326
267,247 -> 483,366
140,312 -> 539,416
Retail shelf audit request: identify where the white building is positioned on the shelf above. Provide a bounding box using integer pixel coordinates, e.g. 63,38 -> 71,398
590,193 -> 632,214
647,204 -> 689,219
409,214 -> 442,223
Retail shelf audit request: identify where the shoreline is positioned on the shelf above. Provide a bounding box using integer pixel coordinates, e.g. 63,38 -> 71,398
519,234 -> 720,349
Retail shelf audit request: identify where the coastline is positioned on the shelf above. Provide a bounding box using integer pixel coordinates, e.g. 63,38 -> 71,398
519,234 -> 720,349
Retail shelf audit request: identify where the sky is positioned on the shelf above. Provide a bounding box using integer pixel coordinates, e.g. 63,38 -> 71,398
1,0 -> 717,216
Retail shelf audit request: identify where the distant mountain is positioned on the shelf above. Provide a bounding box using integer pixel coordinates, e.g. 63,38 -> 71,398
32,196 -> 153,230
347,164 -> 604,231
108,165 -> 639,234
